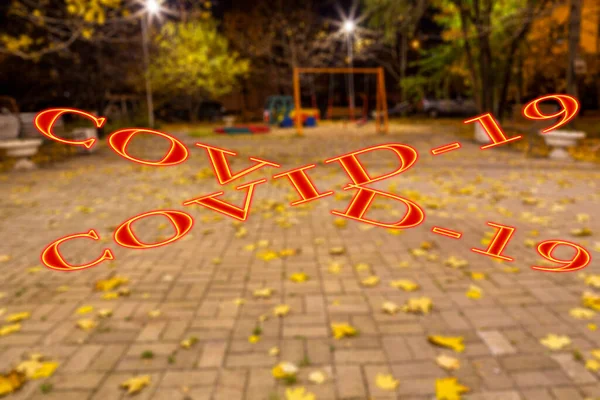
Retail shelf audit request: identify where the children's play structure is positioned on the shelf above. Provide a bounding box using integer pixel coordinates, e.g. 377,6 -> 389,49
263,95 -> 320,128
293,67 -> 389,135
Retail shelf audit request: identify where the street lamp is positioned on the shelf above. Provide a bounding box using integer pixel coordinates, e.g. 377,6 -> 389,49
140,0 -> 162,129
342,19 -> 356,121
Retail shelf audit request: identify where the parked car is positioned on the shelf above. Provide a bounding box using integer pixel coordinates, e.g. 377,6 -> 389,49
418,97 -> 479,118
371,101 -> 415,118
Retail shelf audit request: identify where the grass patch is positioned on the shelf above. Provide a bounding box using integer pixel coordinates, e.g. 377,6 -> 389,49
141,350 -> 154,359
40,383 -> 53,394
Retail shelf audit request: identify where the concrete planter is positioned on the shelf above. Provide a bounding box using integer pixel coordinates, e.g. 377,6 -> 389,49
223,116 -> 236,127
540,130 -> 586,160
474,122 -> 492,144
0,139 -> 43,170
72,128 -> 99,154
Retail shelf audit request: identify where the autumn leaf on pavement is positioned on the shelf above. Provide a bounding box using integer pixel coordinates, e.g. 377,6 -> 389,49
402,297 -> 433,314
328,262 -> 342,274
253,288 -> 274,298
5,312 -> 30,323
444,256 -> 468,268
248,335 -> 261,343
98,309 -> 113,318
382,301 -> 400,315
375,373 -> 399,391
583,292 -> 600,311
355,263 -> 370,272
329,247 -> 345,255
586,359 -> 600,372
570,308 -> 595,320
503,266 -> 520,273
436,354 -> 460,371
285,387 -> 315,400
308,370 -> 326,384
16,355 -> 59,380
272,362 -> 298,379
180,336 -> 199,349
571,227 -> 593,237
148,309 -> 161,318
95,276 -> 128,292
273,304 -> 291,317
0,370 -> 26,397
76,306 -> 94,315
0,255 -> 11,263
466,285 -> 482,299
390,279 -> 419,291
435,377 -> 470,400
289,272 -> 309,283
361,276 -> 380,287
585,275 -> 600,289
428,335 -> 465,353
331,322 -> 358,339
269,347 -> 279,356
76,319 -> 97,331
102,292 -> 119,300
0,324 -> 21,336
120,375 -> 151,395
540,334 -> 571,350
470,272 -> 486,280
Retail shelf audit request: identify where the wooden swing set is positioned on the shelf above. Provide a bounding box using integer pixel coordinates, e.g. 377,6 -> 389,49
292,67 -> 389,135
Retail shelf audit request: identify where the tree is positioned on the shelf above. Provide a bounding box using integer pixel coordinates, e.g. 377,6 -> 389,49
566,0 -> 582,98
0,0 -> 133,60
149,18 -> 250,121
363,0 -> 428,99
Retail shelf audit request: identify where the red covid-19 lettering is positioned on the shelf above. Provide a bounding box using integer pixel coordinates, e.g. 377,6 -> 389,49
35,108 -> 105,149
108,128 -> 189,166
41,229 -> 114,271
114,210 -> 194,249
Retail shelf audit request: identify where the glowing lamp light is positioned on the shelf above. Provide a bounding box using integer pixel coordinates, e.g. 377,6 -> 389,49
343,20 -> 355,33
145,0 -> 160,15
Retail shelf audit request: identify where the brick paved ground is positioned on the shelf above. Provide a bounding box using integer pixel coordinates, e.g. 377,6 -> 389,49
0,123 -> 599,400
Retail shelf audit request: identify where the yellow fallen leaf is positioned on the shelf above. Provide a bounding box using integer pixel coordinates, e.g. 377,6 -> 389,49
118,288 -> 130,297
180,336 -> 198,349
361,276 -> 380,287
98,309 -> 113,318
279,248 -> 298,257
331,322 -> 358,339
540,334 -> 571,350
572,227 -> 593,237
233,298 -> 246,306
0,309 -> 4,317
274,304 -> 291,317
435,377 -> 470,400
102,292 -> 119,300
466,285 -> 482,299
329,247 -> 345,255
570,308 -> 595,320
269,346 -> 280,356
272,362 -> 298,379
289,272 -> 309,283
583,292 -> 600,311
308,370 -> 326,384
403,297 -> 433,314
0,324 -> 21,336
333,218 -> 348,228
410,248 -> 427,257
285,387 -> 315,400
56,285 -> 69,293
585,275 -> 600,288
31,362 -> 59,379
436,354 -> 460,371
0,370 -> 26,396
121,375 -> 151,395
586,359 -> 600,372
591,349 -> 600,359
76,306 -> 94,315
328,262 -> 342,274
95,276 -> 128,291
444,256 -> 468,268
5,312 -> 30,323
503,266 -> 520,273
589,323 -> 597,331
253,288 -> 274,298
27,266 -> 42,274
76,319 -> 97,331
390,279 -> 419,291
355,263 -> 370,271
0,255 -> 11,263
376,373 -> 399,391
428,335 -> 465,353
248,335 -> 261,343
382,301 -> 400,315
148,309 -> 161,318
470,272 -> 486,280
257,250 -> 279,261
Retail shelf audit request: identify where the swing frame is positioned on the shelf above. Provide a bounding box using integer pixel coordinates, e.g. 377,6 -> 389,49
292,67 -> 389,135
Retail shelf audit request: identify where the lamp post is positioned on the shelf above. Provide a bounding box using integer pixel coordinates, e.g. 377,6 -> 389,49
141,0 -> 160,128
343,20 -> 356,121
